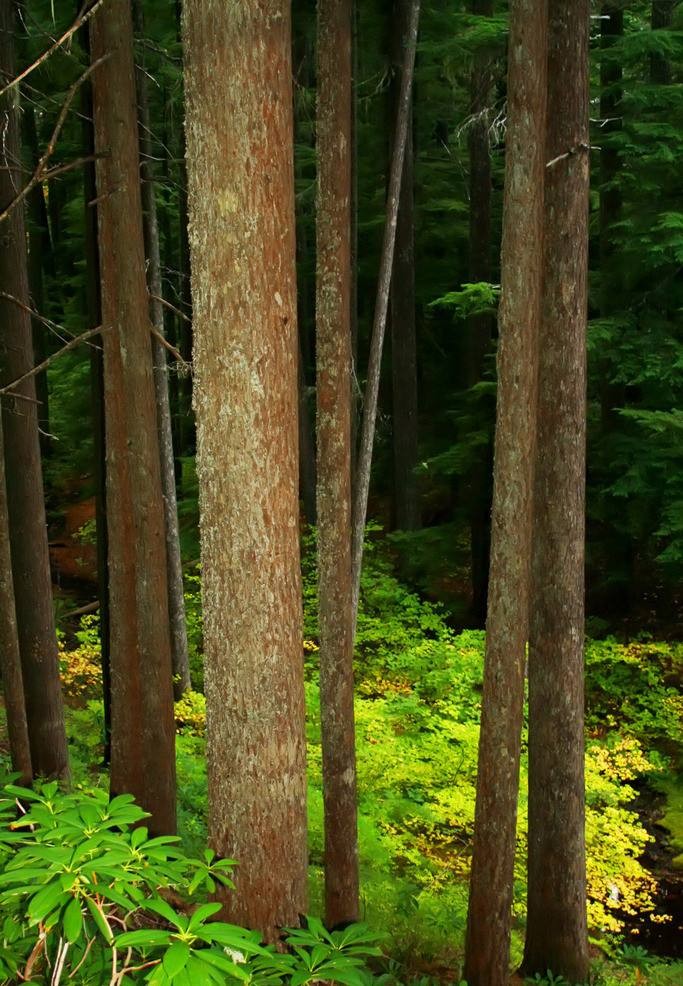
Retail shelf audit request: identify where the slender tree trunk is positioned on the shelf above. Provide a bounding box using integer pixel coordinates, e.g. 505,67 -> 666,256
351,0 -> 420,622
0,0 -> 68,781
466,0 -> 494,626
23,107 -> 51,455
350,0 -> 360,482
316,0 -> 359,928
0,415 -> 32,785
175,0 -> 194,462
182,0 -> 308,938
463,2 -> 547,983
390,0 -> 420,533
651,0 -> 674,84
80,15 -> 111,763
298,338 -> 317,525
90,0 -> 176,834
133,0 -> 191,700
522,2 -> 590,981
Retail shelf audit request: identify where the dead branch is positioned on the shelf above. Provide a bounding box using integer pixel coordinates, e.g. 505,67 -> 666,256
0,326 -> 104,397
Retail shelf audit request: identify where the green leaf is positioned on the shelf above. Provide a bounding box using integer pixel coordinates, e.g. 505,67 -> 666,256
62,897 -> 83,943
163,941 -> 191,979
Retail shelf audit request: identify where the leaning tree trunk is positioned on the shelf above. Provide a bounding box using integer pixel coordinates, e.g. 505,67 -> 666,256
316,0 -> 359,929
90,0 -> 176,835
182,0 -> 308,939
0,414 -> 32,785
351,0 -> 420,623
390,0 -> 420,533
463,2 -> 547,984
522,1 -> 590,981
0,0 -> 68,781
133,0 -> 191,699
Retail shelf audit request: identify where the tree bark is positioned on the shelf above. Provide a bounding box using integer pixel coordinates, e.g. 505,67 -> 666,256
89,0 -> 176,834
390,0 -> 420,533
0,0 -> 68,781
316,0 -> 359,928
522,2 -> 590,980
182,0 -> 308,938
133,0 -> 191,700
463,2 -> 547,983
351,0 -> 420,623
0,414 -> 32,785
175,0 -> 194,462
466,0 -> 495,626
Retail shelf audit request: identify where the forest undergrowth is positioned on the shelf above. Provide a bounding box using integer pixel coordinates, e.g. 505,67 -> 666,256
8,535 -> 676,985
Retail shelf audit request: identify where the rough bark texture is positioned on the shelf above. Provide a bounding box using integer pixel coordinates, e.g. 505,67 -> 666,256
316,0 -> 359,928
351,0 -> 420,623
181,0 -> 308,938
390,0 -> 420,533
463,2 -> 547,983
651,0 -> 674,83
0,415 -> 32,784
466,0 -> 494,627
134,0 -> 191,700
0,0 -> 68,781
522,1 -> 590,980
90,0 -> 176,834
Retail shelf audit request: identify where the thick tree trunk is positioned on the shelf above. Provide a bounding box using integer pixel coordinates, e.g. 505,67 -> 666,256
316,0 -> 359,928
182,0 -> 308,938
466,0 -> 494,626
351,0 -> 420,622
0,415 -> 32,785
522,2 -> 590,981
0,0 -> 68,781
133,0 -> 191,700
90,0 -> 176,834
390,0 -> 420,533
463,2 -> 547,983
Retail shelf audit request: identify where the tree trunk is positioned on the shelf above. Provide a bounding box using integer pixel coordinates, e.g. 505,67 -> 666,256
0,414 -> 32,785
522,2 -> 590,981
463,2 -> 547,983
466,0 -> 495,626
351,0 -> 420,623
390,0 -> 420,533
80,14 -> 111,764
316,0 -> 359,929
0,0 -> 68,781
90,0 -> 176,834
133,0 -> 191,700
651,0 -> 674,84
181,0 -> 308,938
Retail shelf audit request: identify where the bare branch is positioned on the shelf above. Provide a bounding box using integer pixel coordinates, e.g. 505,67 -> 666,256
0,326 -> 104,397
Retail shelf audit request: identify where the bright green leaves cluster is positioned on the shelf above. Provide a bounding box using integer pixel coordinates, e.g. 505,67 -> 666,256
0,783 -> 383,985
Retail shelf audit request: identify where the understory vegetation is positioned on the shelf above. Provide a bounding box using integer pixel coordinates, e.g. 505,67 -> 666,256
5,538 -> 678,986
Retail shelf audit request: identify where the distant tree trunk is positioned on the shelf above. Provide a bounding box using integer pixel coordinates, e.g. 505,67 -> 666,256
80,25 -> 111,763
182,0 -> 308,938
466,0 -> 495,627
90,0 -> 176,834
522,1 -> 590,982
0,0 -> 68,781
651,0 -> 674,84
0,415 -> 32,785
390,0 -> 420,533
133,0 -> 191,700
175,0 -> 194,462
298,338 -> 317,525
463,2 -> 547,983
351,0 -> 420,623
316,0 -> 359,929
23,107 -> 51,456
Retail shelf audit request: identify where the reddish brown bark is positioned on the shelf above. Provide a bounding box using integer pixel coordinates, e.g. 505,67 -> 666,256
182,0 -> 307,938
89,0 -> 176,834
0,0 -> 68,781
463,1 -> 547,983
522,1 -> 590,980
316,0 -> 359,929
0,414 -> 32,785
